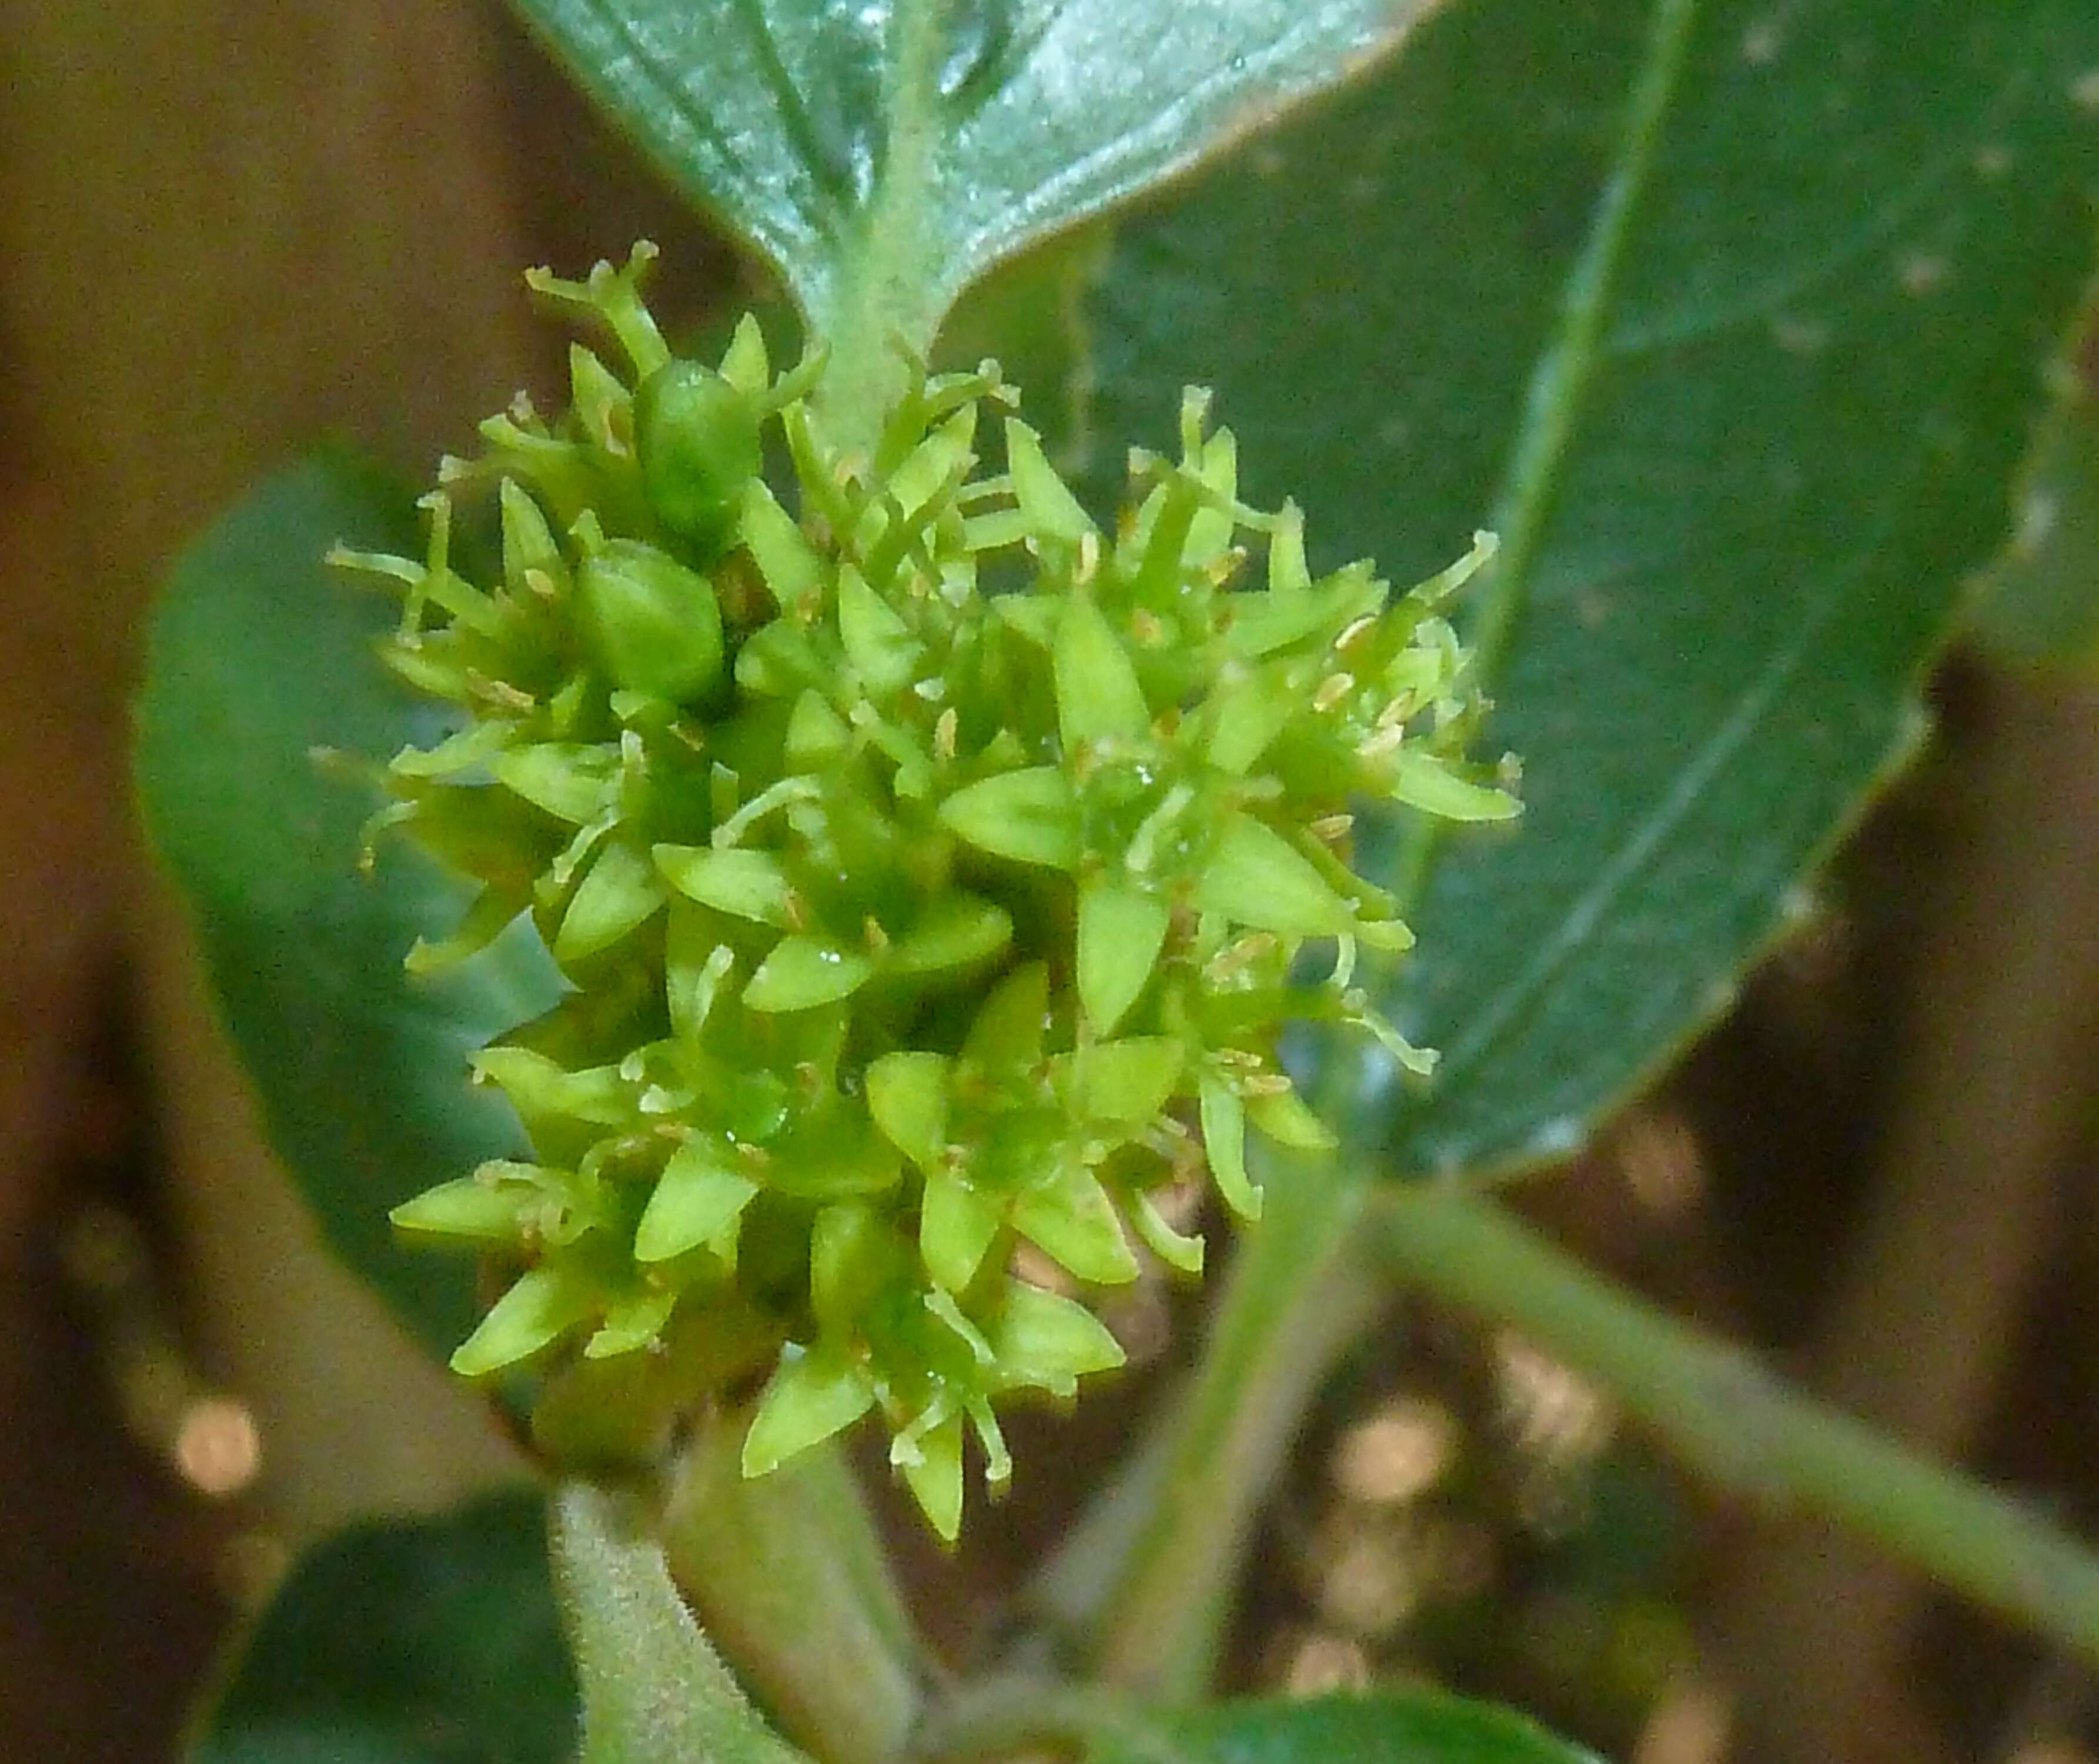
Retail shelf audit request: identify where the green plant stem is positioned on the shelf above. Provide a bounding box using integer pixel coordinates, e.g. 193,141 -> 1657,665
810,0 -> 951,456
661,1412 -> 923,1764
913,1676 -> 1159,1764
1069,1150 -> 1385,1698
1368,1180 -> 2099,1665
553,1482 -> 807,1764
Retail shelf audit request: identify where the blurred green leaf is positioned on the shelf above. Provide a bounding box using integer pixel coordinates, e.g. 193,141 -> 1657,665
503,0 -> 1442,422
1971,332 -> 2099,671
136,458 -> 564,1358
553,1484 -> 811,1764
190,1492 -> 573,1764
1082,1690 -> 1602,1764
1010,0 -> 2099,1178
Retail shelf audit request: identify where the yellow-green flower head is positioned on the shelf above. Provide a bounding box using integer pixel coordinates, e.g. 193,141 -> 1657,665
343,243 -> 1517,1540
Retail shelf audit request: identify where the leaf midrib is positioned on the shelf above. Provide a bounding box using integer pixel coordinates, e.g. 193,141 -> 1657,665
1375,0 -> 1703,1027
1395,0 -> 2064,1167
1427,480 -> 1915,1132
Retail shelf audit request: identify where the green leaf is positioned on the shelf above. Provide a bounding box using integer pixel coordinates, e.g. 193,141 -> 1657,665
740,480 -> 827,609
1191,813 -> 1356,938
1071,1038 -> 1184,1125
896,1409 -> 967,1542
453,1264 -> 600,1377
1012,1162 -> 1141,1286
490,744 -> 616,825
389,1172 -> 536,1242
634,1140 -> 759,1263
502,0 -> 1441,417
1971,363 -> 2099,672
552,1483 -> 812,1764
1055,592 -> 1149,747
1079,1689 -> 1602,1764
135,458 -> 563,1362
1028,0 -> 2099,1179
921,1167 -> 1003,1291
189,1491 -> 575,1764
1385,750 -> 1523,824
939,765 -> 1082,868
575,540 -> 726,704
991,1280 -> 1127,1396
656,844 -> 797,926
1130,1190 -> 1206,1275
865,1048 -> 952,1169
838,563 -> 923,694
1077,877 -> 1171,1035
743,934 -> 875,1011
555,838 -> 668,961
891,891 -> 1014,975
1012,418 -> 1099,547
743,1348 -> 875,1475
1196,1074 -> 1261,1221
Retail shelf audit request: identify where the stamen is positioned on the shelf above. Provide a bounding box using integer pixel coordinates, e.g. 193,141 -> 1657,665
1312,672 -> 1355,712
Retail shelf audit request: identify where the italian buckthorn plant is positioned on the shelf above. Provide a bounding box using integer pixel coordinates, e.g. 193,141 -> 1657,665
342,244 -> 1515,1538
131,3 -> 2099,1764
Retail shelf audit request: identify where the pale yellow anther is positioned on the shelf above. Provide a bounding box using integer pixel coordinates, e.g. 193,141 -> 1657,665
1205,934 -> 1279,983
466,672 -> 536,713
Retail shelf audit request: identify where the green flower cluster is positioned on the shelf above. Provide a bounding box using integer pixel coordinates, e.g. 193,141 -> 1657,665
345,245 -> 1516,1538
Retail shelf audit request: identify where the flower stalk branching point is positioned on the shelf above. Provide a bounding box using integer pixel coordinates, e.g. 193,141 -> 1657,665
346,243 -> 1518,1539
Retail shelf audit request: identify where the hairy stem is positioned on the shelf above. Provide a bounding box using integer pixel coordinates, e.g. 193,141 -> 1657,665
661,1414 -> 923,1764
1368,1180 -> 2099,1666
553,1482 -> 805,1764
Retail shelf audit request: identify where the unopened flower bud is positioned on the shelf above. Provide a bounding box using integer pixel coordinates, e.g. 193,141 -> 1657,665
576,540 -> 724,704
636,360 -> 762,554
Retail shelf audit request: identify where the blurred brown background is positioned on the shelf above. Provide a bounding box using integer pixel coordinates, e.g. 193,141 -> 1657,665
2,4 -> 2097,1762
0,3 -> 730,1753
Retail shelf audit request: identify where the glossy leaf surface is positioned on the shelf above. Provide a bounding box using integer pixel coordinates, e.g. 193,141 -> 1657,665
503,0 -> 1436,360
136,459 -> 564,1356
1007,0 -> 2099,1178
190,1492 -> 573,1764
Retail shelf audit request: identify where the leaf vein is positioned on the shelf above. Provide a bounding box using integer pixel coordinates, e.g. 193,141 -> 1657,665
1426,492 -> 1910,1104
727,0 -> 851,219
1378,0 -> 1702,927
568,0 -> 824,268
